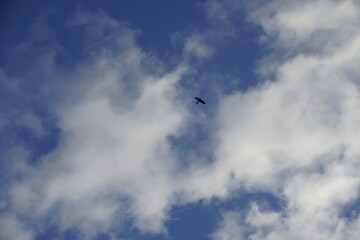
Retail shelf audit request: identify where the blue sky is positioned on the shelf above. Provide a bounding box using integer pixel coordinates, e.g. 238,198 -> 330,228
2,0 -> 360,240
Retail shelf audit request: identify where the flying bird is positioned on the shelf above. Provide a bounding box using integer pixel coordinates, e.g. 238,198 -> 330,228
195,97 -> 206,104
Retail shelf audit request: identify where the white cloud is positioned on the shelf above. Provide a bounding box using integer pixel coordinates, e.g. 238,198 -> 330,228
250,0 -> 360,52
210,0 -> 360,239
3,10 -> 191,238
184,35 -> 214,59
12,58 -> 187,234
213,204 -> 282,240
211,211 -> 247,240
0,215 -> 33,240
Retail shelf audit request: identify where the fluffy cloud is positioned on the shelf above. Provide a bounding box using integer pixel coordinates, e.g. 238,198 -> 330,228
250,0 -> 360,52
2,10 -> 192,239
211,0 -> 360,239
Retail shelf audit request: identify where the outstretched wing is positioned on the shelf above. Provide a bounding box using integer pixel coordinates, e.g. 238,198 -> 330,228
195,97 -> 206,104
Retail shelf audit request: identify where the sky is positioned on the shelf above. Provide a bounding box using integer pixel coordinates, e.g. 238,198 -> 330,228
1,0 -> 360,239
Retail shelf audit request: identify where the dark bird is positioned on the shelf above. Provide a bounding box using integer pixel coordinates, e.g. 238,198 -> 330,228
195,97 -> 206,104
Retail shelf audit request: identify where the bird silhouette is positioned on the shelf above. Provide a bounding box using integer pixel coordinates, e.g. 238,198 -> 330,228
195,97 -> 206,104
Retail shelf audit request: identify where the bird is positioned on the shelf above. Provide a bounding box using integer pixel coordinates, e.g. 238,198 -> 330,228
195,97 -> 206,104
